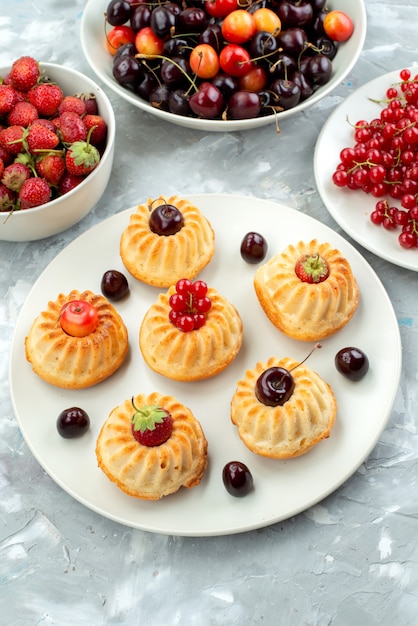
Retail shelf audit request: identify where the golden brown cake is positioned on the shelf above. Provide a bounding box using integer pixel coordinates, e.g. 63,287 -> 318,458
96,392 -> 208,500
120,195 -> 215,288
139,284 -> 243,381
254,239 -> 359,341
25,289 -> 128,389
231,356 -> 337,459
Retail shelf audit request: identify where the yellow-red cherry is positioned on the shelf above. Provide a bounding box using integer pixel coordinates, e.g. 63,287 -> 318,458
323,10 -> 354,42
59,300 -> 99,337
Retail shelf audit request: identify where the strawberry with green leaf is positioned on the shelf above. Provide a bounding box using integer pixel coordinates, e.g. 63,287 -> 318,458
131,399 -> 173,447
65,126 -> 100,176
295,254 -> 330,284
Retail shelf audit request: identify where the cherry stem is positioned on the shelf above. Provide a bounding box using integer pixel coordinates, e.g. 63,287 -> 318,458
289,342 -> 322,373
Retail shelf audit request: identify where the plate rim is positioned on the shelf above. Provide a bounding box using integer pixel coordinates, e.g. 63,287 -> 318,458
9,193 -> 402,536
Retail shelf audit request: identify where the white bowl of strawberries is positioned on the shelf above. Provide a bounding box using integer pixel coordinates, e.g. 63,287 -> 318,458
0,58 -> 115,242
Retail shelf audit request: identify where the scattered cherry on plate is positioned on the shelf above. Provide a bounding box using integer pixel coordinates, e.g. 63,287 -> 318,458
101,269 -> 129,300
57,407 -> 90,439
335,347 -> 369,381
222,461 -> 253,497
240,231 -> 268,263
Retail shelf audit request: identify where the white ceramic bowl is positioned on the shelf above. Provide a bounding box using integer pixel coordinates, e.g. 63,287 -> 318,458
0,63 -> 115,242
80,0 -> 366,132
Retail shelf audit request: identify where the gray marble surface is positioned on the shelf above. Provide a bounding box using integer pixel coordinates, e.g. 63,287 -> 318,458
1,1 -> 418,624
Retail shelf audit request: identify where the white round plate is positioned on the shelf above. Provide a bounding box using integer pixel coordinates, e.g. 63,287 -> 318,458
10,194 -> 401,536
314,67 -> 418,272
80,0 -> 367,132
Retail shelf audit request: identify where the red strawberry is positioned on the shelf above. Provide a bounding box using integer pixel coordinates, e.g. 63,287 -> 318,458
83,114 -> 108,146
7,101 -> 39,127
31,118 -> 58,133
294,254 -> 330,283
0,84 -> 18,116
9,56 -> 40,92
131,400 -> 173,447
28,82 -> 64,117
65,133 -> 100,176
58,172 -> 85,195
36,154 -> 66,186
0,145 -> 13,167
59,95 -> 86,116
1,162 -> 31,192
19,177 -> 51,209
58,111 -> 87,144
0,125 -> 25,155
26,125 -> 60,154
0,182 -> 16,212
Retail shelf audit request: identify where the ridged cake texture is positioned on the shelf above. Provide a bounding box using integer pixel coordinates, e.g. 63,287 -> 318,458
120,195 -> 215,287
231,356 -> 337,459
139,286 -> 243,381
254,239 -> 359,341
96,392 -> 208,500
25,289 -> 128,389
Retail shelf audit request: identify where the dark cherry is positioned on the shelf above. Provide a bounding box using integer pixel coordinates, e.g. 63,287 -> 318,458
130,4 -> 152,31
134,72 -> 159,101
178,7 -> 207,33
270,78 -> 301,110
240,231 -> 268,263
57,407 -> 90,439
149,203 -> 184,235
222,461 -> 253,497
150,6 -> 177,39
227,91 -> 261,120
276,27 -> 309,57
277,1 -> 313,29
169,88 -> 193,116
306,54 -> 332,86
211,73 -> 239,101
199,24 -> 223,53
313,36 -> 339,61
106,0 -> 132,26
255,367 -> 295,407
291,70 -> 314,101
189,82 -> 224,119
149,84 -> 171,111
249,31 -> 278,60
269,53 -> 297,80
160,56 -> 191,88
113,55 -> 144,86
163,37 -> 190,59
101,269 -> 129,300
335,347 -> 369,381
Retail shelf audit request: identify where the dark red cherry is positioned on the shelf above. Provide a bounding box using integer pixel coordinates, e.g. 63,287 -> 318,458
189,82 -> 224,119
101,269 -> 129,300
149,203 -> 184,235
240,231 -> 268,263
255,367 -> 295,406
222,461 -> 253,497
57,407 -> 90,439
335,347 -> 369,381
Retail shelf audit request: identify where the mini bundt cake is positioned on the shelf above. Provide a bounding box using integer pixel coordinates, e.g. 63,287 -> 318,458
139,279 -> 243,382
25,289 -> 128,389
231,356 -> 337,459
120,195 -> 215,288
254,239 -> 359,341
96,392 -> 208,500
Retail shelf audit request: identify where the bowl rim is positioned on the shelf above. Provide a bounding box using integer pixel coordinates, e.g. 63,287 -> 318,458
80,0 -> 367,132
0,61 -> 116,220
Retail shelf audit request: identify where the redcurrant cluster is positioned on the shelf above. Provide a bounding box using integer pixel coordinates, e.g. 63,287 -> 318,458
169,278 -> 211,332
332,68 -> 418,249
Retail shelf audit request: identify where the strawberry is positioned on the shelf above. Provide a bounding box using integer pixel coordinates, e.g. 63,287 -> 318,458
36,153 -> 66,186
0,157 -> 3,180
26,124 -> 60,154
31,118 -> 58,133
65,131 -> 100,176
58,111 -> 87,144
0,145 -> 13,167
19,177 -> 51,209
131,400 -> 173,447
294,254 -> 330,283
9,56 -> 40,92
28,82 -> 64,117
1,162 -> 31,192
0,182 -> 16,212
7,101 -> 39,127
83,114 -> 108,146
59,95 -> 86,117
0,84 -> 18,116
0,125 -> 25,155
77,93 -> 99,115
58,172 -> 85,196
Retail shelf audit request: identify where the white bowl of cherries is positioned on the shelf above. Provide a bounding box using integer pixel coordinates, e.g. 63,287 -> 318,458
0,58 -> 115,242
81,0 -> 366,132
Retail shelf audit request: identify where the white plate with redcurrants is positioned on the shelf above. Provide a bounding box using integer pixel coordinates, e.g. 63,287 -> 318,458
315,66 -> 418,271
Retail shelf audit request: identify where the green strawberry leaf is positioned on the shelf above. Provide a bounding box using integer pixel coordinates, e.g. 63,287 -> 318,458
131,400 -> 168,433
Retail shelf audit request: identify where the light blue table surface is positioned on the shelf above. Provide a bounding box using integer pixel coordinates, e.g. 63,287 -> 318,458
1,1 -> 417,624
